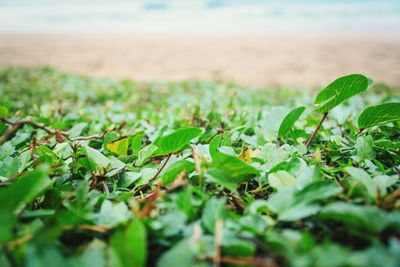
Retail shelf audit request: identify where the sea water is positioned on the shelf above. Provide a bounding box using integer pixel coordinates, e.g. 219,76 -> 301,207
0,0 -> 399,37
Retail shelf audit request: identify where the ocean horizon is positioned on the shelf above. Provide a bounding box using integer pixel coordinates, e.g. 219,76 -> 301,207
0,0 -> 399,37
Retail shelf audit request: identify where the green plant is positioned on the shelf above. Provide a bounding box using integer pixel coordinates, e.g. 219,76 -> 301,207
358,102 -> 400,131
0,67 -> 399,267
306,74 -> 373,147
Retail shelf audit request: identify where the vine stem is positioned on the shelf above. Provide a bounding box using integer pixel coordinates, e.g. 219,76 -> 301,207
135,153 -> 172,193
150,153 -> 172,183
355,128 -> 364,137
276,137 -> 281,147
0,117 -> 69,145
306,112 -> 328,148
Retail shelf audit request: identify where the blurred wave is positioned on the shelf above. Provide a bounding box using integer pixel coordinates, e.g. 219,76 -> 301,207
0,0 -> 399,36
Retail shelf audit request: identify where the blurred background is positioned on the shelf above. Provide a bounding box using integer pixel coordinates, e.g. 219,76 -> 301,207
0,0 -> 399,87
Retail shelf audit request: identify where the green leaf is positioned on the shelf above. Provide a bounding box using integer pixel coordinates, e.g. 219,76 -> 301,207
85,146 -> 111,169
279,203 -> 321,222
157,210 -> 186,237
223,232 -> 256,256
267,180 -> 342,221
211,151 -> 260,183
130,132 -> 144,156
294,180 -> 342,204
156,240 -> 195,267
0,142 -> 14,161
345,167 -> 397,198
278,106 -> 305,138
357,102 -> 400,129
0,168 -> 51,212
68,122 -> 87,137
0,208 -> 16,244
206,168 -> 238,192
202,197 -> 226,233
268,170 -> 297,191
0,157 -> 20,178
19,209 -> 55,219
314,74 -> 372,113
78,240 -> 106,267
26,242 -> 68,267
209,134 -> 223,160
156,127 -> 202,156
161,160 -> 194,186
0,106 -> 8,117
319,202 -> 391,233
119,171 -> 141,188
264,106 -> 291,136
95,200 -> 132,227
355,136 -> 376,161
136,144 -> 158,166
110,219 -> 147,267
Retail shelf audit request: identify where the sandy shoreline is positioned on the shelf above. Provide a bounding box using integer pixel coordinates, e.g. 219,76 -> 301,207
0,34 -> 399,88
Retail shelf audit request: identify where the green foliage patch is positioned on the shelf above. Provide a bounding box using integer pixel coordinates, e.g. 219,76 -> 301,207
0,67 -> 399,267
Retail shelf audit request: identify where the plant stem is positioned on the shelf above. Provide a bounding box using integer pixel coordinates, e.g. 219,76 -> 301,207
150,153 -> 172,184
213,219 -> 223,267
306,112 -> 328,148
337,123 -> 343,137
276,137 -> 281,147
135,153 -> 172,193
355,128 -> 364,137
290,129 -> 297,145
192,147 -> 205,190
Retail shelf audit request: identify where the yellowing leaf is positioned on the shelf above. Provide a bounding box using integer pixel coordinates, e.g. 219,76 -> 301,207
239,146 -> 251,163
106,137 -> 129,157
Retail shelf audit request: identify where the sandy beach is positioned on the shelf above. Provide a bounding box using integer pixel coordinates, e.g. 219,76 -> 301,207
1,34 -> 400,88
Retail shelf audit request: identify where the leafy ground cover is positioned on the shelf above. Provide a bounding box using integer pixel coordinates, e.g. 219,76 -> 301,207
0,67 -> 399,267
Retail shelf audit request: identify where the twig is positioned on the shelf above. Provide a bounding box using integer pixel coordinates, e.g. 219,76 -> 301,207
193,147 -> 205,189
5,234 -> 32,250
207,129 -> 224,143
70,130 -> 108,141
382,188 -> 400,209
149,154 -> 172,184
165,170 -> 188,190
206,256 -> 278,267
0,120 -> 22,145
137,188 -> 160,217
337,123 -> 343,137
355,128 -> 364,137
0,117 -> 69,145
0,118 -> 14,125
101,181 -> 110,194
1,118 -> 66,135
136,170 -> 188,203
214,219 -> 224,267
306,112 -> 328,148
135,154 -> 172,193
63,224 -> 108,233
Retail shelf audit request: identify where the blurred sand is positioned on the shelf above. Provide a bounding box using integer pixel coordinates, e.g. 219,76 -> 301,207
0,34 -> 399,88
